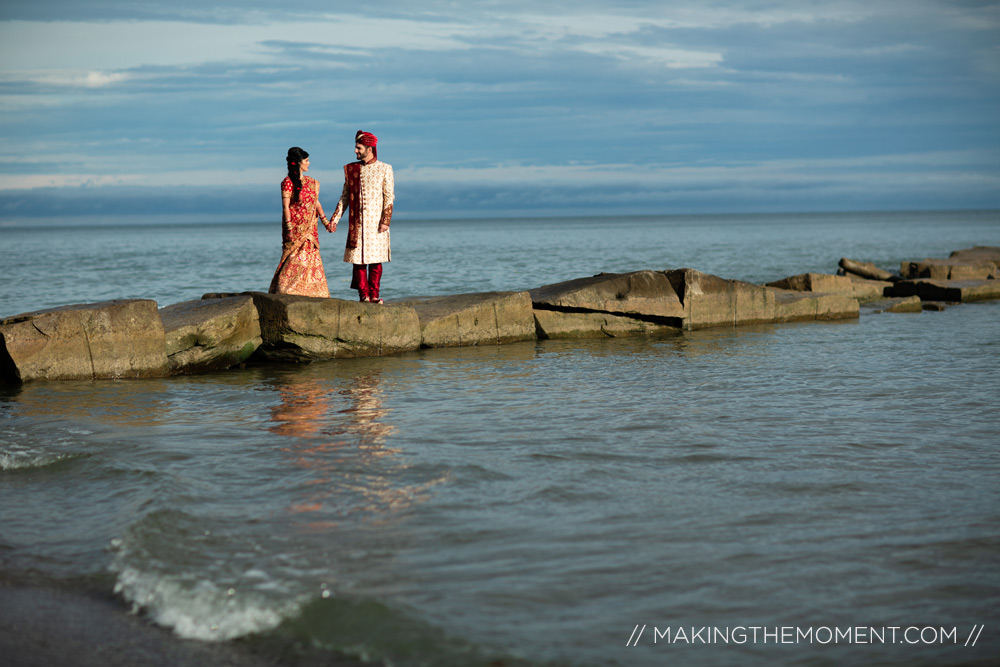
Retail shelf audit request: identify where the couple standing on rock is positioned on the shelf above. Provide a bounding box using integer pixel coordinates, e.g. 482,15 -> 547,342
268,130 -> 395,304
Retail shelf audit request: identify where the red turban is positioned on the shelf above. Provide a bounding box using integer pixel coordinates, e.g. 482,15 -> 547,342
356,130 -> 378,160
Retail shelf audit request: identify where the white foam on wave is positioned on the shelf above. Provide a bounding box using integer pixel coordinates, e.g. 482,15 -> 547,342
1,430 -> 84,471
109,533 -> 310,642
0,450 -> 73,471
112,563 -> 305,641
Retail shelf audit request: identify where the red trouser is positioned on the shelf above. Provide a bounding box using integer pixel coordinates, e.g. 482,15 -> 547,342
351,263 -> 383,301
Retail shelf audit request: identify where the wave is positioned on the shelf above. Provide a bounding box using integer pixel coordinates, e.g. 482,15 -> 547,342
0,449 -> 81,471
111,562 -> 301,641
109,555 -> 526,666
247,596 -> 533,667
0,427 -> 90,472
106,511 -> 531,665
107,511 -> 306,642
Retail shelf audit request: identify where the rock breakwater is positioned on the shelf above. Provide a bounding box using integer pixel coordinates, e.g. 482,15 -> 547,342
2,246 -> 997,383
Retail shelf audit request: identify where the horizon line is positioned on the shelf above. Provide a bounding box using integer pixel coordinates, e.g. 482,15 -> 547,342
2,207 -> 998,230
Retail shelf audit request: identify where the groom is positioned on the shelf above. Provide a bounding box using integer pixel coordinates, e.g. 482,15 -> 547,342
329,130 -> 395,303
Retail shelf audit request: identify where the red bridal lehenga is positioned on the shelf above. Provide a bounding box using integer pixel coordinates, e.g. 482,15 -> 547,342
268,175 -> 331,297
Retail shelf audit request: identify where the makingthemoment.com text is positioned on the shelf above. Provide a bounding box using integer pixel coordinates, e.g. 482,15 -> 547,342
626,625 -> 985,647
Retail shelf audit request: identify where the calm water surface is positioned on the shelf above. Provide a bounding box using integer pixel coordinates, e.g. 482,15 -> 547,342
1,211 -> 999,665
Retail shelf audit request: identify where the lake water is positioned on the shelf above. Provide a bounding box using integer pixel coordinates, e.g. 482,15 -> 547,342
1,211 -> 999,665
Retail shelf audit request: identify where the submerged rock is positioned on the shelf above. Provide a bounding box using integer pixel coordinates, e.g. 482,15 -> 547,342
394,291 -> 535,348
247,292 -> 421,363
922,302 -> 951,311
0,300 -> 169,383
160,296 -> 262,374
864,296 -> 923,314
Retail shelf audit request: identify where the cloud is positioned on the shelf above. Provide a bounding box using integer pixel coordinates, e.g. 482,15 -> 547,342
0,14 -> 493,72
571,42 -> 723,69
402,149 -> 997,181
0,1 -> 998,221
6,70 -> 131,88
0,169 -> 276,190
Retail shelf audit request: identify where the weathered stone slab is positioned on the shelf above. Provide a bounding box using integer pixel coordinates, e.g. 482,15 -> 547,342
160,296 -> 262,373
771,289 -> 860,322
864,296 -> 923,314
665,269 -> 778,329
247,292 -> 420,362
533,309 -> 677,339
901,258 -> 997,281
766,273 -> 890,302
0,300 -> 169,383
838,257 -> 896,282
948,246 -> 1000,270
887,279 -> 1000,303
530,270 -> 685,320
394,291 -> 535,347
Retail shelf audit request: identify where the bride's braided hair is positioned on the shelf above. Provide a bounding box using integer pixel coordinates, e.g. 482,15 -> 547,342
286,147 -> 309,205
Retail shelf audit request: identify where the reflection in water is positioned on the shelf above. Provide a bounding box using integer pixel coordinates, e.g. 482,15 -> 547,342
1,378 -> 173,427
269,370 -> 439,530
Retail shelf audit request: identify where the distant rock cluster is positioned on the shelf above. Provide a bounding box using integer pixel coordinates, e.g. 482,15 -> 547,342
2,246 -> 997,383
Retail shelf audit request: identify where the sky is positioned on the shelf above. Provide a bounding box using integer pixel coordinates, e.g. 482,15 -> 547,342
1,0 -> 998,224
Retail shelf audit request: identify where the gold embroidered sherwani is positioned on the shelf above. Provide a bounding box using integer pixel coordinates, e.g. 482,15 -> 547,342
330,160 -> 394,265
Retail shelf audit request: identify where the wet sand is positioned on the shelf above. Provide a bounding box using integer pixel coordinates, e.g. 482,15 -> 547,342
0,583 -> 368,667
